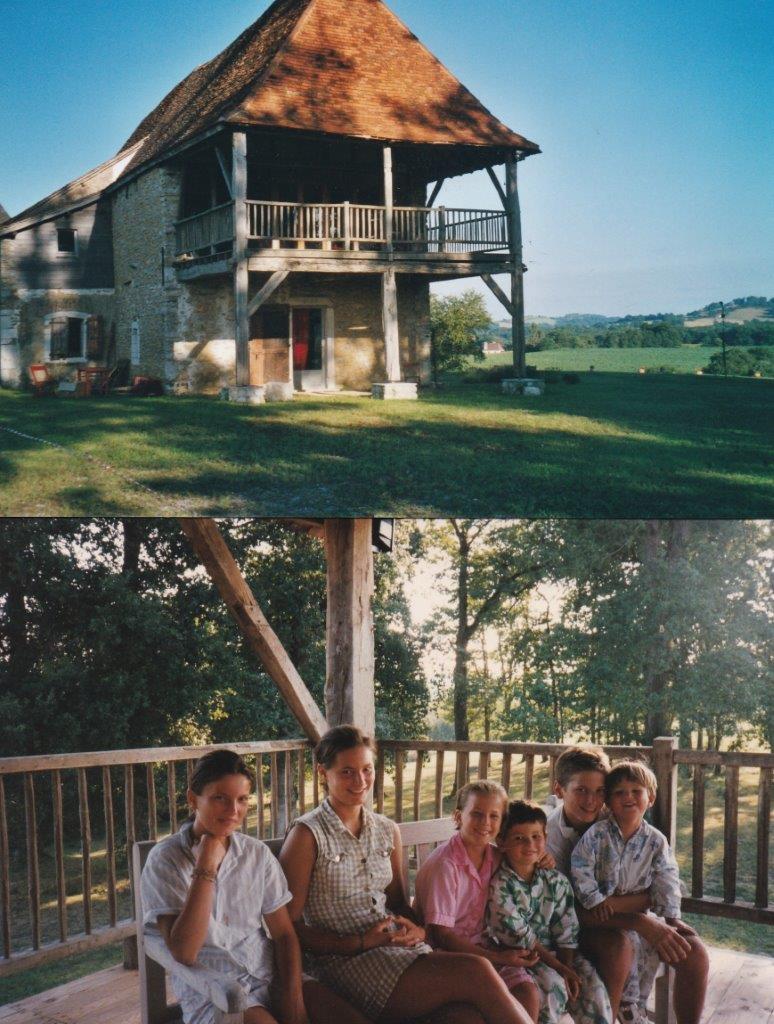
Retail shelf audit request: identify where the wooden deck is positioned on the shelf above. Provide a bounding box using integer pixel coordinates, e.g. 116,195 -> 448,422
1,945 -> 772,1023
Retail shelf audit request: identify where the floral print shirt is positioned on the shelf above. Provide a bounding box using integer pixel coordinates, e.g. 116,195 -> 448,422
487,863 -> 579,951
570,816 -> 682,918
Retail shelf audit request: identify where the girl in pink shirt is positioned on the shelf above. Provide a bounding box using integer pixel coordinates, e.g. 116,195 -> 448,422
414,781 -> 543,1020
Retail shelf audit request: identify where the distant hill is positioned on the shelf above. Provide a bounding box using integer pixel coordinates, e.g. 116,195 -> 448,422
519,296 -> 773,330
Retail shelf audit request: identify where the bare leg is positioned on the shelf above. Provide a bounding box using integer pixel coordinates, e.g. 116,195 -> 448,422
303,980 -> 371,1024
377,952 -> 532,1024
672,936 -> 708,1024
580,927 -> 633,1018
507,982 -> 540,1023
244,1008 -> 278,1024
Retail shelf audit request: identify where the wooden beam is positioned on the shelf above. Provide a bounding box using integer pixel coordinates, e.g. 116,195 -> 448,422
383,146 -> 394,255
179,519 -> 328,743
485,167 -> 507,211
215,147 -> 233,199
427,179 -> 445,208
233,131 -> 249,387
324,520 -> 375,736
247,270 -> 289,316
505,152 -> 526,377
480,273 -> 514,317
381,267 -> 401,382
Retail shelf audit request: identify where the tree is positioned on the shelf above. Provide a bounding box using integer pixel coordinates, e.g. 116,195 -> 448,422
429,291 -> 493,383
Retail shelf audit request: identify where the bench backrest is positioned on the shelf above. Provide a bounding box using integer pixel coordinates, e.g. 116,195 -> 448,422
133,816 -> 455,1024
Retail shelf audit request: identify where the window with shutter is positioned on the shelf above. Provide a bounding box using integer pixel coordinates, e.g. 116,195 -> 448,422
49,317 -> 69,360
86,316 -> 103,359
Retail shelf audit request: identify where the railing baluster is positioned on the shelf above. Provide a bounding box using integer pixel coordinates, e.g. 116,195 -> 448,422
456,751 -> 469,792
167,761 -> 177,833
103,766 -> 117,927
691,764 -> 705,898
297,750 -> 306,815
0,777 -> 11,959
756,767 -> 771,908
394,751 -> 404,823
501,753 -> 511,792
478,752 -> 489,779
52,769 -> 67,943
124,763 -> 136,898
413,752 -> 424,821
549,755 -> 558,789
146,764 -> 157,841
312,751 -> 320,807
434,750 -> 445,818
270,753 -> 279,837
24,774 -> 41,950
523,754 -> 534,798
284,749 -> 293,826
77,768 -> 92,935
256,754 -> 265,839
723,765 -> 739,903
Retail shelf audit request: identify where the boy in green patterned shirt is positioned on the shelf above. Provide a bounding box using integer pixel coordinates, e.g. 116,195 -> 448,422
487,800 -> 612,1024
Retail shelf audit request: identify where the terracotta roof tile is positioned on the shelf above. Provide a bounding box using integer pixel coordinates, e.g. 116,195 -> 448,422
122,0 -> 538,175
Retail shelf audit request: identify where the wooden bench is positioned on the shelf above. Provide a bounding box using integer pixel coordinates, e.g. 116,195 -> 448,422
133,816 -> 673,1024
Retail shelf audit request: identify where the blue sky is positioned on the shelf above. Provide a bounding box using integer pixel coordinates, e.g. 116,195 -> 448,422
1,0 -> 771,316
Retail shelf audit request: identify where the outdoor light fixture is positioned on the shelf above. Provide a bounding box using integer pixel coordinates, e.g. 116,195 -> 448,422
372,518 -> 394,553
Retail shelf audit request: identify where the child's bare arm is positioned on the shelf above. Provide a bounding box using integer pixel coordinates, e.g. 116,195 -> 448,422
432,925 -> 538,967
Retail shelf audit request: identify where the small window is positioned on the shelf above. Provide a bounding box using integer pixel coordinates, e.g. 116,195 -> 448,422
49,316 -> 85,360
130,319 -> 141,364
57,228 -> 77,254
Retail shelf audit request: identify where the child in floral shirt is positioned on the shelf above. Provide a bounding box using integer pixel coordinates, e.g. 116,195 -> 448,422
571,761 -> 708,1024
488,800 -> 612,1024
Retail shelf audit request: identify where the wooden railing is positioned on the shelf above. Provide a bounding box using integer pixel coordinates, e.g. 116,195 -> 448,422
1,737 -> 770,977
0,740 -> 312,975
175,202 -> 234,259
174,201 -> 509,258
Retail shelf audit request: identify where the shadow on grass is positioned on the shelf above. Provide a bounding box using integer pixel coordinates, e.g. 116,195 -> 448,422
0,374 -> 771,516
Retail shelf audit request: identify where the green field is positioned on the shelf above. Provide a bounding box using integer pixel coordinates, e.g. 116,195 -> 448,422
0,370 -> 771,517
486,345 -> 721,374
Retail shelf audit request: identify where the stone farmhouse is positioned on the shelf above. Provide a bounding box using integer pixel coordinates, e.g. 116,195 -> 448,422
0,0 -> 539,400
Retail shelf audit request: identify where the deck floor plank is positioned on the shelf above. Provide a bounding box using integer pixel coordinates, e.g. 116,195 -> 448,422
1,946 -> 772,1024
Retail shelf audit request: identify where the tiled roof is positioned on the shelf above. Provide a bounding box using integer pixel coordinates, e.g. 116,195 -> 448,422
1,141 -> 146,236
121,0 -> 538,174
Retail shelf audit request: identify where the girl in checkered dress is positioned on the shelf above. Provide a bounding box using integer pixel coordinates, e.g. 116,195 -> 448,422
280,726 -> 534,1024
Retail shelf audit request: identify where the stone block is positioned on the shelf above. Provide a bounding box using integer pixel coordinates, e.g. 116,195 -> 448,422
371,381 -> 419,400
265,381 -> 294,402
227,385 -> 265,404
502,377 -> 545,396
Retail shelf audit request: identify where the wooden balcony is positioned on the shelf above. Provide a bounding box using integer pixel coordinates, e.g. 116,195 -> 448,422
174,200 -> 512,276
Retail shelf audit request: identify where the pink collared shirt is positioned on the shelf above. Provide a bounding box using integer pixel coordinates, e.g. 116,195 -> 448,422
414,831 -> 499,945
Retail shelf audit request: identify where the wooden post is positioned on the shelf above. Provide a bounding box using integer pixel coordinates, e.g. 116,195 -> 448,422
505,152 -> 526,378
381,268 -> 401,382
652,736 -> 677,846
383,145 -> 394,255
324,519 -> 375,736
179,518 -> 327,742
233,131 -> 250,387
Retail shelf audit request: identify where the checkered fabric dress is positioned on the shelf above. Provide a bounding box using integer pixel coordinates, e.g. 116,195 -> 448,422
292,798 -> 431,1018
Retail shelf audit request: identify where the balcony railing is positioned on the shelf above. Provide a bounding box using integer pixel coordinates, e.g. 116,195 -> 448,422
174,200 -> 509,260
2,738 -> 769,975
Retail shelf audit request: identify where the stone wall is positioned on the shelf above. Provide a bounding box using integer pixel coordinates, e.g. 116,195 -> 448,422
112,166 -> 183,384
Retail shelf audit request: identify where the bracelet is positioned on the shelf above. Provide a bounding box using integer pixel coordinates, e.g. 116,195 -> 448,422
192,867 -> 217,883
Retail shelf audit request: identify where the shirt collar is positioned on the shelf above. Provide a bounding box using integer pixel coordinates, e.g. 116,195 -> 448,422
321,796 -> 373,839
607,815 -> 646,842
499,860 -> 544,890
448,831 -> 495,879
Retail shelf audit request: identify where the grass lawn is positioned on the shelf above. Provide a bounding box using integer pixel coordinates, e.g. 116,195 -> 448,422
485,345 -> 721,375
1,369 -> 771,517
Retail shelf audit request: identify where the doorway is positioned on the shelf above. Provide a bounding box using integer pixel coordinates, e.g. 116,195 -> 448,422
292,307 -> 328,391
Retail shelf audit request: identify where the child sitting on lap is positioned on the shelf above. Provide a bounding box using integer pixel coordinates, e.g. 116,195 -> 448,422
488,800 -> 612,1024
571,761 -> 708,1024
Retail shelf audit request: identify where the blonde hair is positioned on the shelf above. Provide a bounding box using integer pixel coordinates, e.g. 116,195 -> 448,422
453,779 -> 508,826
604,760 -> 658,801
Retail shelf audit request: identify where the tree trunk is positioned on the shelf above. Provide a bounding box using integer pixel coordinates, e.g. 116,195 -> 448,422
452,526 -> 471,740
121,519 -> 143,592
